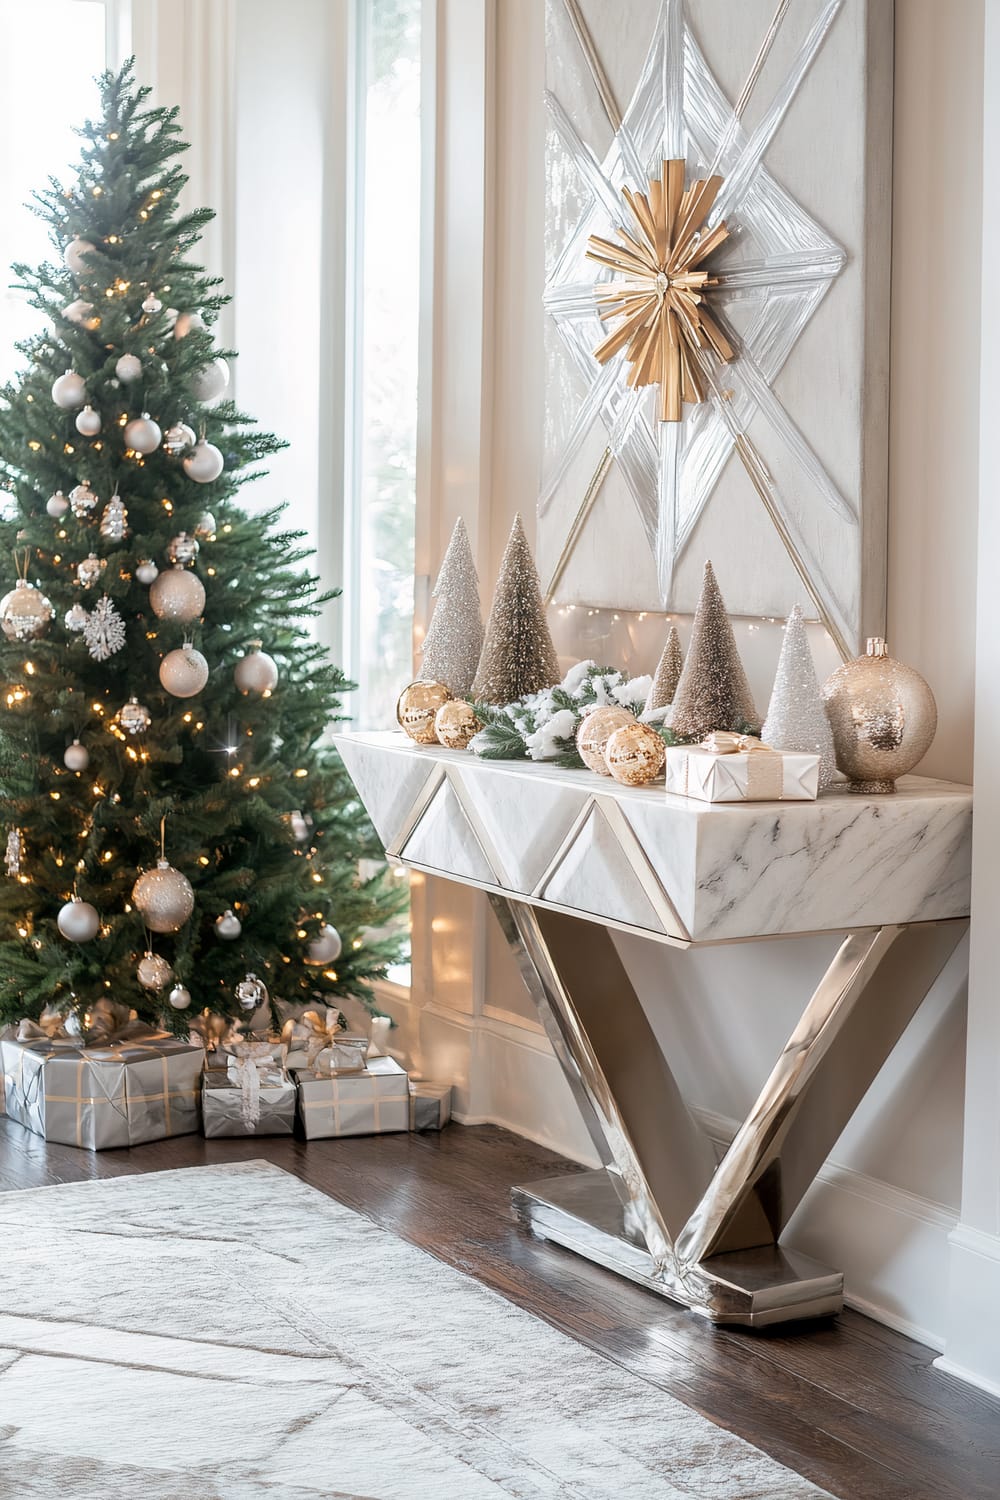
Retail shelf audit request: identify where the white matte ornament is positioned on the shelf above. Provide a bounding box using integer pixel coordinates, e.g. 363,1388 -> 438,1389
234,644 -> 278,695
51,370 -> 86,409
305,924 -> 343,966
137,951 -> 173,991
75,405 -> 101,436
183,441 -> 224,484
159,644 -> 209,698
163,422 -> 196,456
46,490 -> 69,519
173,311 -> 204,339
64,740 -> 89,771
214,909 -> 242,941
115,354 -> 142,384
149,566 -> 205,622
135,559 -> 159,585
124,413 -> 161,454
168,984 -> 192,1010
132,859 -> 195,933
57,898 -> 100,943
192,358 -> 229,404
63,237 -> 95,276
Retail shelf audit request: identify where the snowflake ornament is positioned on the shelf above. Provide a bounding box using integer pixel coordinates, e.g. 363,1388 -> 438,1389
83,595 -> 127,661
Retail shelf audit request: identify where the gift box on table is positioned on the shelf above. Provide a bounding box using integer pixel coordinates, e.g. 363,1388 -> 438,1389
664,734 -> 819,803
409,1080 -> 452,1132
202,1064 -> 296,1137
295,1055 -> 409,1139
1,1026 -> 205,1150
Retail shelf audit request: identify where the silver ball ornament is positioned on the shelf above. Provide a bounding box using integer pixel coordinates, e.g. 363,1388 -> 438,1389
159,644 -> 209,698
63,237 -> 95,276
64,739 -> 89,771
173,311 -> 204,339
234,644 -> 279,696
183,441 -> 224,484
167,984 -> 192,1011
115,354 -> 143,384
135,559 -> 159,585
137,951 -> 173,991
116,697 -> 151,735
1,580 -> 54,641
149,566 -> 206,623
46,490 -> 69,518
192,357 -> 229,404
305,924 -> 343,966
163,422 -> 196,456
57,898 -> 100,943
214,909 -> 242,941
132,859 -> 195,934
75,405 -> 102,436
51,370 -> 86,409
235,972 -> 268,1011
166,532 -> 199,566
124,413 -> 162,454
141,293 -> 163,315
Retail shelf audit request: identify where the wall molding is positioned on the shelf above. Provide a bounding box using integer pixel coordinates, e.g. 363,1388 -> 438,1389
934,1225 -> 1000,1396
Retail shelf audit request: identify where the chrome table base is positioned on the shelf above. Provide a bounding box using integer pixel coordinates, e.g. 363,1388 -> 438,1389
493,896 -> 967,1328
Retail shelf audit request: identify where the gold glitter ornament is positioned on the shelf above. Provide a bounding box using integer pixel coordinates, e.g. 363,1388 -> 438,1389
669,561 -> 758,739
472,514 -> 559,706
434,699 -> 481,750
132,858 -> 195,933
604,722 -> 667,786
822,637 -> 937,793
396,680 -> 450,743
576,706 -> 635,775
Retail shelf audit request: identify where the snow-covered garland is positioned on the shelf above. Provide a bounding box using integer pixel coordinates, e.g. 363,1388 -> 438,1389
470,661 -> 655,766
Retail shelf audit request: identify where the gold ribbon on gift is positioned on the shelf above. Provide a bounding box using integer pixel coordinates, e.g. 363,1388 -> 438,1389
698,732 -> 784,800
281,1007 -> 346,1070
18,999 -> 164,1049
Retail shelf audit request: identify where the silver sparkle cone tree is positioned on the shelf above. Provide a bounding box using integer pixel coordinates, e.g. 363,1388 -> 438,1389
762,604 -> 837,789
0,63 -> 405,1031
669,561 -> 759,740
419,516 -> 483,697
472,513 -> 559,705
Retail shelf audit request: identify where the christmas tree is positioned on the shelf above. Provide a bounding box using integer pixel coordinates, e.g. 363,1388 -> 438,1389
669,561 -> 759,739
0,64 -> 404,1031
644,624 -> 683,716
418,516 -> 482,696
472,513 -> 559,705
761,604 -> 837,789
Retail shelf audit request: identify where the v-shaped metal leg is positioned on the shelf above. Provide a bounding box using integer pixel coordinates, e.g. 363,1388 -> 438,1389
494,895 -> 967,1327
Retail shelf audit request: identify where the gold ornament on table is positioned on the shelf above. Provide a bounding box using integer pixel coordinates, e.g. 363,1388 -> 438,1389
586,160 -> 734,423
396,680 -> 450,744
434,699 -> 481,751
822,637 -> 937,794
604,721 -> 667,787
576,706 -> 635,775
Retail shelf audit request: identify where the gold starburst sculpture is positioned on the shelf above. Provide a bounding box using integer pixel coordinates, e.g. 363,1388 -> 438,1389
586,160 -> 735,423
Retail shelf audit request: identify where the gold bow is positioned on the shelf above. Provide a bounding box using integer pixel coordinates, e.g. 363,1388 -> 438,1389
17,999 -> 159,1048
699,732 -> 770,755
280,1007 -> 344,1069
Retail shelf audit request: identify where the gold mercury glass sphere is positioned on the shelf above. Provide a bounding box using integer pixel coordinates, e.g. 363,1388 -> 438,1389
434,699 -> 481,750
576,706 -> 635,775
131,859 -> 195,934
604,721 -> 667,786
396,680 -> 450,743
821,637 -> 937,794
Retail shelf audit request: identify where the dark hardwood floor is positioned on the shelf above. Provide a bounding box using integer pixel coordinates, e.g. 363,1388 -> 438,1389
1,1114 -> 998,1499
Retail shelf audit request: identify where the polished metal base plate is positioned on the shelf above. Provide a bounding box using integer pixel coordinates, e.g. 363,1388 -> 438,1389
513,1170 -> 844,1328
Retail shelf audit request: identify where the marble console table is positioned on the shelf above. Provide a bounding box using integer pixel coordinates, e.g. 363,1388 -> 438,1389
336,730 -> 972,1328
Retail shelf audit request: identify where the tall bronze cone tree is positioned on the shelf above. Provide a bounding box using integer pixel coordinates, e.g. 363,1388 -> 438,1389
669,561 -> 759,739
0,63 -> 405,1032
472,513 -> 559,705
644,624 -> 683,715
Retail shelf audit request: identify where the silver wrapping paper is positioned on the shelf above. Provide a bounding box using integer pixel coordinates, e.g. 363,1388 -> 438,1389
201,1069 -> 296,1138
409,1081 -> 452,1132
295,1055 -> 409,1139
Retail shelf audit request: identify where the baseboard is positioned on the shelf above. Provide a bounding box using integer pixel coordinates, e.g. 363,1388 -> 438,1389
934,1224 -> 1000,1396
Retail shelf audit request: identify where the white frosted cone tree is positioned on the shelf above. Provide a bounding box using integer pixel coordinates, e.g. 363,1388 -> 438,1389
761,603 -> 837,789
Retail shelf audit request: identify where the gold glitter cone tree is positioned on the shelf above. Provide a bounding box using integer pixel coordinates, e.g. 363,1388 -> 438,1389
472,514 -> 560,706
762,604 -> 837,789
670,562 -> 759,739
419,518 -> 483,697
644,625 -> 684,715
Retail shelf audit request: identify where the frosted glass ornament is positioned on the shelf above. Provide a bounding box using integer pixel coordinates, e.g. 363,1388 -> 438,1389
135,559 -> 159,585
214,909 -> 242,941
159,644 -> 209,698
168,984 -> 192,1010
46,490 -> 69,518
115,353 -> 143,383
132,859 -> 195,933
64,739 -> 89,771
149,566 -> 205,623
124,413 -> 161,454
234,644 -> 278,695
305,924 -> 343,966
51,370 -> 86,409
63,237 -> 95,276
57,898 -> 100,942
75,405 -> 102,436
192,357 -> 229,403
183,440 -> 224,484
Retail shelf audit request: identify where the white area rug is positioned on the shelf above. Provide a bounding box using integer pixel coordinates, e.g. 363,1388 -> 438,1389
0,1162 -> 832,1498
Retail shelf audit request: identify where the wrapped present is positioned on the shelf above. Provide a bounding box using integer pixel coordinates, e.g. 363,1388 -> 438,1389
219,1037 -> 289,1131
1,1019 -> 204,1150
409,1080 -> 452,1132
281,1007 -> 368,1075
664,733 -> 819,803
201,1066 -> 296,1137
295,1055 -> 409,1139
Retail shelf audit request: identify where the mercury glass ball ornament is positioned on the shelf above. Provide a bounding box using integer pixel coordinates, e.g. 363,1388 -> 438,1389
141,293 -> 163,315
116,696 -> 152,735
195,511 -> 217,539
159,644 -> 209,698
132,859 -> 195,934
167,531 -> 199,566
604,722 -> 667,786
214,909 -> 242,941
173,310 -> 204,339
183,440 -> 225,484
115,353 -> 143,384
396,680 -> 450,744
69,480 -> 98,517
434,699 -> 481,750
236,972 -> 269,1011
234,643 -> 279,696
149,565 -> 206,623
76,553 -> 106,589
75,405 -> 102,436
46,490 -> 69,518
822,637 -> 938,794
64,739 -> 89,771
576,706 -> 635,775
51,370 -> 87,409
135,559 -> 159,586
64,602 -> 89,633
63,236 -> 95,276
167,984 -> 192,1011
1,580 -> 54,641
305,923 -> 343,966
137,951 -> 173,991
192,357 -> 230,404
57,898 -> 100,943
163,421 -> 197,456
124,413 -> 162,454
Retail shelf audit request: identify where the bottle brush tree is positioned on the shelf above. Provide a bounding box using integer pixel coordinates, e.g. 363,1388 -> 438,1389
0,62 -> 405,1032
